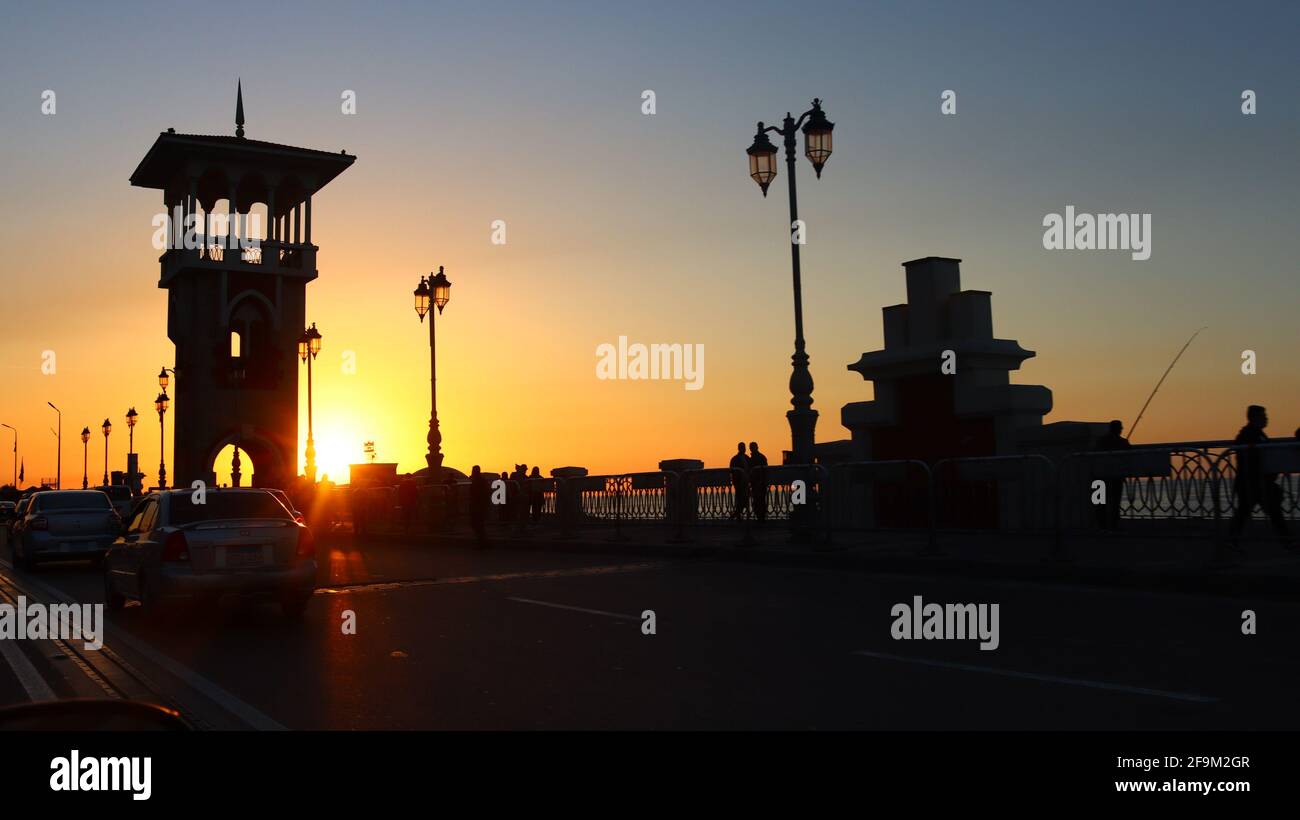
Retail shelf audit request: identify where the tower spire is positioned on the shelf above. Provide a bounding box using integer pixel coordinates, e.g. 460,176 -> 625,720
235,79 -> 245,138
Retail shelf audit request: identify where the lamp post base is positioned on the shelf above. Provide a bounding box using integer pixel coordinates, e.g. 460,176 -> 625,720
787,407 -> 819,465
426,415 -> 443,474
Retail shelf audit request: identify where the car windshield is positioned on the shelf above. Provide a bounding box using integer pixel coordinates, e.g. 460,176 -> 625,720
34,492 -> 112,511
170,492 -> 294,526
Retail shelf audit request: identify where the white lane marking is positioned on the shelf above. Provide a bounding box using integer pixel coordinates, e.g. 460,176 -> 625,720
850,649 -> 1217,704
0,629 -> 57,701
506,597 -> 637,621
7,567 -> 287,731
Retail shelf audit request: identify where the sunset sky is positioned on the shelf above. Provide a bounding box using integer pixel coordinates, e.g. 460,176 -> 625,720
1,0 -> 1297,486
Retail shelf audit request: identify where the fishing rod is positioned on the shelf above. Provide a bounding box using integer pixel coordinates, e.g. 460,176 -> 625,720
1127,326 -> 1207,442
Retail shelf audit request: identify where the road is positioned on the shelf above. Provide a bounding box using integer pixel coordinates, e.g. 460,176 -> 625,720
2,530 -> 1297,730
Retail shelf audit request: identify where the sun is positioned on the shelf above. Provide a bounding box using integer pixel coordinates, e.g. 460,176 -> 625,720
309,436 -> 364,485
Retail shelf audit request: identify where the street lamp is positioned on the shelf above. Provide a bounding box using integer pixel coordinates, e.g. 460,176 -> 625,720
80,426 -> 90,489
101,418 -> 112,486
414,266 -> 451,473
155,392 -> 169,489
125,407 -> 137,454
744,98 -> 835,465
47,402 -> 61,489
298,322 -> 322,483
0,423 -> 15,487
125,407 -> 138,494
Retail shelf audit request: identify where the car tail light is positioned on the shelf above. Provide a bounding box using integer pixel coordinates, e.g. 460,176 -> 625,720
28,516 -> 48,531
162,531 -> 189,562
296,526 -> 315,558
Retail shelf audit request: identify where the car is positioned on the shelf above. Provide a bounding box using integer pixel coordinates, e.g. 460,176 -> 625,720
104,488 -> 317,618
11,490 -> 121,570
95,485 -> 134,520
7,497 -> 32,540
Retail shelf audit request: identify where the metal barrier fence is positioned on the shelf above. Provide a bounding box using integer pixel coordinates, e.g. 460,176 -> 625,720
318,440 -> 1300,548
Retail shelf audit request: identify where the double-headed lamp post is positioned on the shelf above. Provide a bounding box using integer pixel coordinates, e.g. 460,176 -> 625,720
414,267 -> 451,473
155,392 -> 169,490
298,323 -> 322,483
125,408 -> 138,494
125,407 -> 137,455
101,419 -> 112,486
80,427 -> 90,489
746,98 -> 835,465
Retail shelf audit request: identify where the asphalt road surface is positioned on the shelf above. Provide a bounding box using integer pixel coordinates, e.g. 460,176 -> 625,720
2,530 -> 1297,730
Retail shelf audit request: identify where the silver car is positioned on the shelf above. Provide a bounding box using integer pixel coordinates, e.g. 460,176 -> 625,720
104,488 -> 317,618
11,490 -> 121,570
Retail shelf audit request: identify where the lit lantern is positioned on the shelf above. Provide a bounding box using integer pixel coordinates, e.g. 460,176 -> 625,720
801,98 -> 834,178
413,276 -> 430,321
430,267 -> 451,314
746,124 -> 779,197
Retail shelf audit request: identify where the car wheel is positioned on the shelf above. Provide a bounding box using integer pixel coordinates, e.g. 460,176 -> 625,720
281,592 -> 312,620
103,570 -> 126,611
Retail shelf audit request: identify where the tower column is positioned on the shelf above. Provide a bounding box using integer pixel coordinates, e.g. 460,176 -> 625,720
227,183 -> 237,252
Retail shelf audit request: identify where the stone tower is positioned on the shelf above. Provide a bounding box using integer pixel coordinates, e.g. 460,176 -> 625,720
129,84 -> 355,488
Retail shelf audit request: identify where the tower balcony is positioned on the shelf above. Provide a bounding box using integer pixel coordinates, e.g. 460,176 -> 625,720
158,238 -> 317,286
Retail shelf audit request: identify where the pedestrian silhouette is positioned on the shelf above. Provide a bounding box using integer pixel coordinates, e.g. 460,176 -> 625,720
512,464 -> 529,524
1093,420 -> 1131,532
748,442 -> 769,523
1228,405 -> 1290,550
469,465 -> 489,549
729,442 -> 750,519
528,466 -> 543,522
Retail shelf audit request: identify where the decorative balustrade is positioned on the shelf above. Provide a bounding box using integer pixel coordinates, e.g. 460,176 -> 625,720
163,238 -> 313,274
322,440 -> 1300,547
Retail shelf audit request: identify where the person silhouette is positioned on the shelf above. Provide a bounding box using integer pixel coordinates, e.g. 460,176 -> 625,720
1228,405 -> 1290,550
748,442 -> 769,523
528,466 -> 544,522
499,470 -> 512,522
729,442 -> 750,520
1093,420 -> 1131,532
469,465 -> 489,549
512,464 -> 529,524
